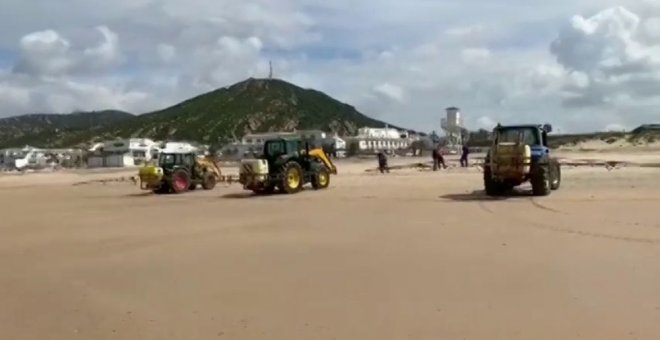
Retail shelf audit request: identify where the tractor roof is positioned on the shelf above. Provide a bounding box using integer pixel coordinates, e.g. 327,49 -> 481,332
158,141 -> 199,154
160,145 -> 197,154
494,123 -> 553,133
495,124 -> 543,129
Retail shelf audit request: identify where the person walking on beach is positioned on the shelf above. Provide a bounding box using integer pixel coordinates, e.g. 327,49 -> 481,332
377,150 -> 389,174
432,145 -> 447,171
460,144 -> 469,167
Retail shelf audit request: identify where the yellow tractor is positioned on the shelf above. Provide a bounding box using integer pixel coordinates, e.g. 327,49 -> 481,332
239,138 -> 337,194
138,145 -> 222,194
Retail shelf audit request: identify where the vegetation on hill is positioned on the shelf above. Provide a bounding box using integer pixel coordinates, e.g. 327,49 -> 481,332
0,78 -> 405,148
104,78 -> 404,143
0,110 -> 135,148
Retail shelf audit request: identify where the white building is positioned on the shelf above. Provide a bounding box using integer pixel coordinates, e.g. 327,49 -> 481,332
356,127 -> 409,139
219,143 -> 261,161
345,126 -> 413,153
0,146 -> 83,170
331,135 -> 346,150
0,147 -> 26,169
87,138 -> 159,168
159,142 -> 199,154
242,129 -> 340,151
241,130 -> 328,145
0,146 -> 48,170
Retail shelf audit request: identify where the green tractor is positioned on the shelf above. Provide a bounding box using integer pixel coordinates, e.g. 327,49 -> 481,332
238,138 -> 337,195
138,146 -> 221,194
483,123 -> 561,196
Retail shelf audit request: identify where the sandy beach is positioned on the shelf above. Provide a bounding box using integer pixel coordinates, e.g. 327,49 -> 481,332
1,151 -> 660,339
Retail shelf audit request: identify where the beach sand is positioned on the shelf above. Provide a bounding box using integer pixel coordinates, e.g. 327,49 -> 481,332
1,151 -> 660,339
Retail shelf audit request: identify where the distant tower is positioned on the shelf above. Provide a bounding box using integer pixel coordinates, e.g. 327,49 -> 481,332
269,61 -> 273,79
440,106 -> 465,151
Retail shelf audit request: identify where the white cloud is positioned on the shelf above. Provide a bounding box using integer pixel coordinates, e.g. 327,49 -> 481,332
550,6 -> 660,111
12,26 -> 121,77
476,116 -> 497,130
0,79 -> 31,112
461,48 -> 491,63
643,18 -> 660,39
445,25 -> 485,37
184,35 -> 268,91
82,26 -> 121,67
373,83 -> 404,102
14,30 -> 74,76
0,1 -> 659,134
551,7 -> 659,74
605,123 -> 626,132
156,43 -> 176,63
0,73 -> 155,114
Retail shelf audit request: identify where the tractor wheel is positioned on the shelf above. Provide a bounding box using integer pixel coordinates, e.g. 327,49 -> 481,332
312,168 -> 330,190
550,162 -> 561,190
280,162 -> 303,194
484,166 -> 503,196
531,164 -> 551,196
202,173 -> 217,190
171,169 -> 191,194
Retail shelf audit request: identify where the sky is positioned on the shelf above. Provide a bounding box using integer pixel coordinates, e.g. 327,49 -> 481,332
0,0 -> 659,133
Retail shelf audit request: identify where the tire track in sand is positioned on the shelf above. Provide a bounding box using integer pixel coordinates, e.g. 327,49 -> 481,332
530,198 -> 562,213
528,197 -> 660,230
477,201 -> 496,214
478,199 -> 660,245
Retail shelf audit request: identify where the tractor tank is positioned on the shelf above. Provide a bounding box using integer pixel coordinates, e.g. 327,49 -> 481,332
492,142 -> 531,180
138,164 -> 164,189
239,159 -> 269,187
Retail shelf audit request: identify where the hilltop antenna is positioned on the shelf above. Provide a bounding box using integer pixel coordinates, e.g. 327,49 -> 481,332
269,60 -> 273,79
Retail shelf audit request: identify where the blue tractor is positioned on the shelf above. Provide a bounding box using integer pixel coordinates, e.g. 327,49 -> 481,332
483,123 -> 561,196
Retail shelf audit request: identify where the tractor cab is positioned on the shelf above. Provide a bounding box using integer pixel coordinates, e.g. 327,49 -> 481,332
157,152 -> 197,171
492,124 -> 551,147
261,138 -> 325,170
263,138 -> 303,163
491,123 -> 553,161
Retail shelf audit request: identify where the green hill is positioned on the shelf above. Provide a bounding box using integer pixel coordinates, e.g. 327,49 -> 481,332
0,78 -> 405,148
0,110 -> 135,148
106,78 -> 402,142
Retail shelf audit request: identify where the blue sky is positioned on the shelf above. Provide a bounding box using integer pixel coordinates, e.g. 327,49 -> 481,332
0,0 -> 659,133
0,49 -> 17,68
